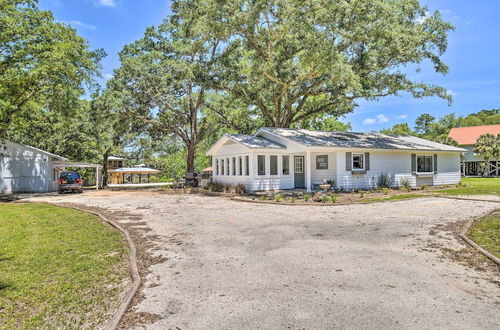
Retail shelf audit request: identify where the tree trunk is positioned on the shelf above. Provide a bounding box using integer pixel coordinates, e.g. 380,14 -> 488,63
102,152 -> 109,187
186,141 -> 196,173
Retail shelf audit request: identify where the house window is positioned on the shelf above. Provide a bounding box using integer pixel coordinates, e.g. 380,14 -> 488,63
215,159 -> 219,175
245,156 -> 249,176
118,161 -> 123,167
258,155 -> 266,175
52,168 -> 57,181
226,158 -> 230,175
316,155 -> 328,170
270,155 -> 278,175
417,155 -> 433,173
282,156 -> 290,175
239,156 -> 243,176
352,153 -> 364,170
221,159 -> 225,175
232,157 -> 236,175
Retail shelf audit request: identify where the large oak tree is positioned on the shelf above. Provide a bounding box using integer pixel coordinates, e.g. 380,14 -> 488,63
180,0 -> 454,127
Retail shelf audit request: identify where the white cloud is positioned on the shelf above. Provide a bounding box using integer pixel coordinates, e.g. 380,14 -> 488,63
395,114 -> 408,119
93,0 -> 117,7
446,89 -> 458,97
103,73 -> 113,80
363,114 -> 389,125
69,20 -> 96,30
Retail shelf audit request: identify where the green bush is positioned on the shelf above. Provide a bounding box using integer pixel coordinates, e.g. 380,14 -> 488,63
303,193 -> 311,201
377,173 -> 392,189
258,195 -> 267,201
399,177 -> 411,190
274,193 -> 284,202
382,187 -> 390,195
235,183 -> 246,195
320,195 -> 330,203
359,191 -> 365,198
421,184 -> 429,190
290,196 -> 297,203
328,193 -> 337,203
209,181 -> 224,192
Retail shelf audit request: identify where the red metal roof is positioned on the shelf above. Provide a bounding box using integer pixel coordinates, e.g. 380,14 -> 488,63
448,124 -> 500,145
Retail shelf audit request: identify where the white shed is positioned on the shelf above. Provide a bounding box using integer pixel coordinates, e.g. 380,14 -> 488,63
206,128 -> 467,192
0,140 -> 68,194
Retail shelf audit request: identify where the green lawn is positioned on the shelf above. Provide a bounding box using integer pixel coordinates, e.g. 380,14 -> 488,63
436,177 -> 500,196
359,193 -> 429,203
468,212 -> 500,258
0,203 -> 128,329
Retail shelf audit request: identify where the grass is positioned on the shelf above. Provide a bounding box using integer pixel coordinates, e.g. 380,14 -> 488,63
435,177 -> 500,196
0,203 -> 128,329
468,212 -> 500,258
359,193 -> 428,203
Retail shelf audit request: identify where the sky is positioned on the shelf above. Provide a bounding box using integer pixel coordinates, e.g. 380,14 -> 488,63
40,0 -> 500,132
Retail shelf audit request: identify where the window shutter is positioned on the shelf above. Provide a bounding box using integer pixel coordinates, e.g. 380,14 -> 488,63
365,152 -> 370,171
433,154 -> 438,174
411,154 -> 416,173
346,152 -> 352,171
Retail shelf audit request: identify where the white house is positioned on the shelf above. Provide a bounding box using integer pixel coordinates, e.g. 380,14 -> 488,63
0,140 -> 68,194
206,128 -> 466,192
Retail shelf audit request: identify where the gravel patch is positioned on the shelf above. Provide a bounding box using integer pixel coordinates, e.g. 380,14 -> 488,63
24,191 -> 500,330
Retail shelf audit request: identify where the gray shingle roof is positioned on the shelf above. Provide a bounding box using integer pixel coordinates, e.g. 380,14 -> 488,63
227,134 -> 286,149
258,128 -> 466,152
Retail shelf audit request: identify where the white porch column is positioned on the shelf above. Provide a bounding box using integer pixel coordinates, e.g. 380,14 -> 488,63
306,151 -> 312,192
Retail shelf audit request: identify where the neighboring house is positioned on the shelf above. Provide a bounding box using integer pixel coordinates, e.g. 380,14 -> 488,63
207,128 -> 466,192
0,140 -> 68,194
448,124 -> 500,176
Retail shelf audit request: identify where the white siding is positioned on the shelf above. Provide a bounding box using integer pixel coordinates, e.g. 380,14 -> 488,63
0,141 -> 55,194
311,152 -> 336,186
336,150 -> 461,189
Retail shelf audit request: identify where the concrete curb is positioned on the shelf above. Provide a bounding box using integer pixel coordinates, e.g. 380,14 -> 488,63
14,201 -> 141,330
432,195 -> 500,204
459,209 -> 500,266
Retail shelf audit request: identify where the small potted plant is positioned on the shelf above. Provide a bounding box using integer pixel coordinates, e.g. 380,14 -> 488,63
319,177 -> 331,193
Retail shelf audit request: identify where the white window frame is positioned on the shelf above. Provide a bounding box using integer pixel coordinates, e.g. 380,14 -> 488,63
352,153 -> 364,171
416,154 -> 433,174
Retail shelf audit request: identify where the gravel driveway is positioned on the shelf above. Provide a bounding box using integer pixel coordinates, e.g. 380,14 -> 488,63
26,191 -> 500,329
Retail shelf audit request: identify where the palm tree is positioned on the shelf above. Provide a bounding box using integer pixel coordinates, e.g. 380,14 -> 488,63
474,133 -> 500,176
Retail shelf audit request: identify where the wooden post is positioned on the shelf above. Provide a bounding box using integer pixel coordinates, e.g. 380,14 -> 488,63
148,174 -> 150,183
96,167 -> 99,190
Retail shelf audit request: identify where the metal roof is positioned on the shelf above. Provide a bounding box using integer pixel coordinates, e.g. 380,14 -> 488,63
448,124 -> 500,145
227,134 -> 286,149
108,167 -> 160,173
258,128 -> 466,152
108,156 -> 127,160
2,140 -> 68,161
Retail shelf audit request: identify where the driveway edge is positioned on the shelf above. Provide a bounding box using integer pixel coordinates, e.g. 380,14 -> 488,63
15,201 -> 141,330
459,208 -> 500,266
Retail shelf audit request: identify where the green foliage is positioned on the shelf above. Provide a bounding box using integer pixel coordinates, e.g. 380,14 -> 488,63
377,173 -> 392,189
303,193 -> 311,201
399,177 -> 412,190
382,187 -> 390,195
259,195 -> 268,201
420,184 -> 430,190
208,181 -> 224,192
293,115 -> 352,132
468,212 -> 500,258
380,123 -> 412,136
235,183 -> 246,195
184,0 -> 453,127
328,193 -> 337,203
274,193 -> 284,202
0,0 -> 104,137
359,191 -> 365,198
290,196 -> 297,203
414,113 -> 436,135
473,134 -> 500,176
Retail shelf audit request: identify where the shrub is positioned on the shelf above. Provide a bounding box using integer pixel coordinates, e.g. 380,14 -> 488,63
303,193 -> 311,201
377,173 -> 392,189
328,193 -> 337,203
421,184 -> 429,190
327,179 -> 335,188
274,193 -> 284,202
382,187 -> 390,195
400,186 -> 411,193
320,195 -> 330,203
359,191 -> 365,198
399,177 -> 411,190
209,181 -> 224,192
456,181 -> 466,188
258,195 -> 267,201
235,183 -> 246,195
290,196 -> 297,203
440,184 -> 450,189
223,183 -> 234,193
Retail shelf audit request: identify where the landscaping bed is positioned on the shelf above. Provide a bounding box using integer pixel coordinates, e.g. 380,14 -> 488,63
0,203 -> 129,328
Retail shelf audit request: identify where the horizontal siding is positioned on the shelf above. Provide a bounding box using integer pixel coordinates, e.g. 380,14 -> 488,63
311,152 -> 336,185
336,150 -> 461,189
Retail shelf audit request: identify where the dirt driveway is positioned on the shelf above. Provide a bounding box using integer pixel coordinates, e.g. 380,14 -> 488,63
26,191 -> 499,329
